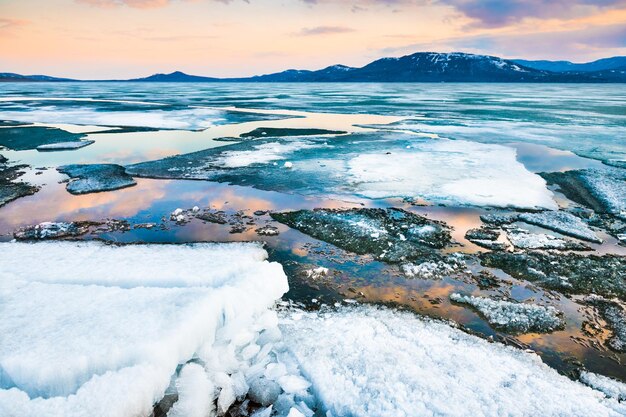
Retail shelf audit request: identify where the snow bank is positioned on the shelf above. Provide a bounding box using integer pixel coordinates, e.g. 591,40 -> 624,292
450,293 -> 564,333
347,140 -> 556,209
279,305 -> 624,417
0,241 -> 289,417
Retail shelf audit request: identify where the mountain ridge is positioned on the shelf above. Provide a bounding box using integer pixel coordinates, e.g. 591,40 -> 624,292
3,52 -> 626,83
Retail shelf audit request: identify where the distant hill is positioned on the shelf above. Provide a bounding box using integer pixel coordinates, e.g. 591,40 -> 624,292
0,72 -> 74,82
129,71 -> 219,82
513,56 -> 626,73
3,52 -> 626,83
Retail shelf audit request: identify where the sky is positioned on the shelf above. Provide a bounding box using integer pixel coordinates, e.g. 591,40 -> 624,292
1,0 -> 625,78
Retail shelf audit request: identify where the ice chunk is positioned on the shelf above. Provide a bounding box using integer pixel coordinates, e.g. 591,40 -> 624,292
57,164 -> 136,195
0,241 -> 288,417
248,377 -> 282,406
347,140 -> 556,209
13,221 -> 89,240
36,140 -> 95,151
580,371 -> 626,401
450,293 -> 565,333
506,228 -> 590,251
277,375 -> 311,394
518,211 -> 601,243
279,305 -> 624,417
401,255 -> 467,280
166,363 -> 214,417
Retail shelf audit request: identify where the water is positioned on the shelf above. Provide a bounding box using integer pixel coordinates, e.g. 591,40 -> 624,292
1,82 -> 625,383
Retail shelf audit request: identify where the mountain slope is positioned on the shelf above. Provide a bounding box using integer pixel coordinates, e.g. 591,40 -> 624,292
514,56 -> 626,72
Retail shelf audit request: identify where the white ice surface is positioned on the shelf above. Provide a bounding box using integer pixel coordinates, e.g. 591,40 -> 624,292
279,305 -> 624,417
0,241 -> 288,417
0,107 -> 224,130
215,141 -> 320,168
347,140 -> 556,209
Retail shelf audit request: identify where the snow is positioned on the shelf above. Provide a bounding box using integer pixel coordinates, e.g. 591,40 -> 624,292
450,293 -> 564,333
0,241 -> 289,417
347,140 -> 556,209
518,211 -> 601,243
278,305 -> 623,417
580,371 -> 626,401
215,141 -> 319,168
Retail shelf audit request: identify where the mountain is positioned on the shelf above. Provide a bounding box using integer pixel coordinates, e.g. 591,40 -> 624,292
0,72 -> 74,82
129,71 -> 219,82
513,56 -> 626,72
3,52 -> 626,82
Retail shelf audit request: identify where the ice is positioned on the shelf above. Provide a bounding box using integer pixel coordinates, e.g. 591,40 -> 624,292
347,140 -> 556,209
401,255 -> 467,280
450,293 -> 565,333
271,208 -> 452,263
215,141 -> 320,168
36,140 -> 95,151
506,228 -> 589,251
13,221 -> 89,240
57,164 -> 137,195
279,305 -> 623,417
128,133 -> 556,210
166,363 -> 215,417
0,241 -> 288,417
580,371 -> 626,401
542,167 -> 626,219
518,211 -> 601,243
248,377 -> 282,406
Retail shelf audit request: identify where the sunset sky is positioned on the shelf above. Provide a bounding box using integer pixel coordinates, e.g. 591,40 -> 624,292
1,0 -> 625,79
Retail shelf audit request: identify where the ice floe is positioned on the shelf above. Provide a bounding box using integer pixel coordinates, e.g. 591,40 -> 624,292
271,208 -> 452,262
482,252 -> 626,299
127,133 -> 556,210
542,167 -> 626,220
278,305 -> 625,417
450,293 -> 564,333
57,164 -> 137,194
347,140 -> 556,209
518,211 -> 601,243
36,140 -> 95,151
0,241 -> 289,417
506,228 -> 590,251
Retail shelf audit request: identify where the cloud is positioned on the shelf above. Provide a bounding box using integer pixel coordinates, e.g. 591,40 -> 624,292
297,26 -> 355,36
377,23 -> 626,60
76,0 -> 244,8
439,0 -> 626,28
